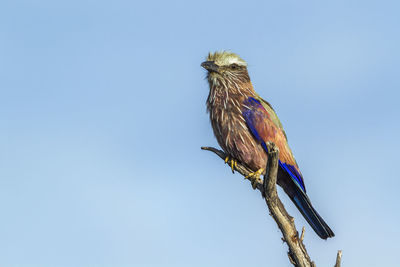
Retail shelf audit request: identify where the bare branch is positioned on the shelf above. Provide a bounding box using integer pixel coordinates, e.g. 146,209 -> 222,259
262,142 -> 314,267
201,145 -> 342,267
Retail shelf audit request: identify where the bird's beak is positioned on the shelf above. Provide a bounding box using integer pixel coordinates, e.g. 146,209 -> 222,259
201,61 -> 219,73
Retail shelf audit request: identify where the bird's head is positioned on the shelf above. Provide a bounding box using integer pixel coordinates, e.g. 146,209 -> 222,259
201,51 -> 250,86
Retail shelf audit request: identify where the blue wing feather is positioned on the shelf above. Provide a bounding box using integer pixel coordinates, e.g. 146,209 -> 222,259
279,161 -> 306,192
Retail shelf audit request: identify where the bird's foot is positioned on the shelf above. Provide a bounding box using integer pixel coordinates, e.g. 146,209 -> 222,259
224,156 -> 238,173
245,168 -> 264,189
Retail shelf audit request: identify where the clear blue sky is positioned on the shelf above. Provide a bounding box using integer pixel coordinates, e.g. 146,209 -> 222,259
1,0 -> 399,266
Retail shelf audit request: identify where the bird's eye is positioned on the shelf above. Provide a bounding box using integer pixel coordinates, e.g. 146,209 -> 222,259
230,64 -> 239,70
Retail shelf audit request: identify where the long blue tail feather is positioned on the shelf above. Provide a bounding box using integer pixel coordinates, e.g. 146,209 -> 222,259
291,185 -> 335,239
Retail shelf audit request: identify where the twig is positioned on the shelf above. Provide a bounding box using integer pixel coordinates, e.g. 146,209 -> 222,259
201,145 -> 342,267
300,227 -> 305,242
334,250 -> 342,267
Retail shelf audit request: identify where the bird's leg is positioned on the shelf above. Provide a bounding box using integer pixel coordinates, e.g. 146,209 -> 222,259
224,156 -> 238,173
245,168 -> 264,189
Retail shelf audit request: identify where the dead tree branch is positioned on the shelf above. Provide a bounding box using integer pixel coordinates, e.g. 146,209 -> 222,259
201,144 -> 341,267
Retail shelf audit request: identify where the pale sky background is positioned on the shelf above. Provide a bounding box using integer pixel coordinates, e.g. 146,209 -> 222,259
1,0 -> 400,266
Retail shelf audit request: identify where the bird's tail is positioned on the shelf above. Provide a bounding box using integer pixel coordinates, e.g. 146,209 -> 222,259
291,186 -> 335,239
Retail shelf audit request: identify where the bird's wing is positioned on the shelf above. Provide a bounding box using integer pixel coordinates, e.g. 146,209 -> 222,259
255,94 -> 288,140
242,96 -> 306,192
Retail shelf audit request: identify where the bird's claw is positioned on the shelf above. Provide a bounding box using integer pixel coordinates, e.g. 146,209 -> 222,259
224,156 -> 238,173
245,168 -> 264,189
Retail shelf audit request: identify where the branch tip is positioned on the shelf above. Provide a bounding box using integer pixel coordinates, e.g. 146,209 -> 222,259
300,227 -> 305,242
334,250 -> 342,267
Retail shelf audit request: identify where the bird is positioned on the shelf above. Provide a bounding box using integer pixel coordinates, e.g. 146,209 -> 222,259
201,51 -> 334,239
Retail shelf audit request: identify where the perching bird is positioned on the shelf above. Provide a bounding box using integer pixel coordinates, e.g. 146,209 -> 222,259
201,51 -> 334,239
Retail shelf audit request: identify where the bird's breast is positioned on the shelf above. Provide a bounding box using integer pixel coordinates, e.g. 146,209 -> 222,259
208,101 -> 268,171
